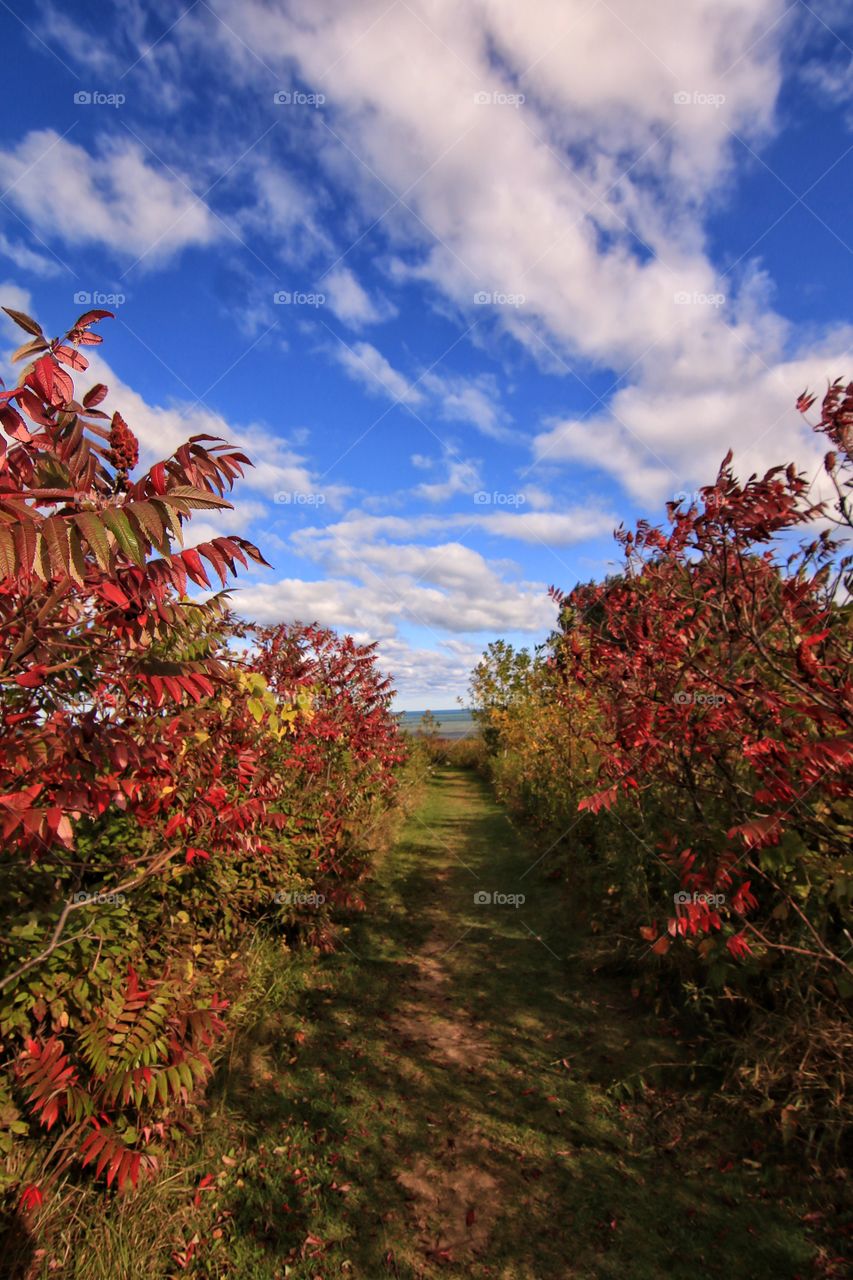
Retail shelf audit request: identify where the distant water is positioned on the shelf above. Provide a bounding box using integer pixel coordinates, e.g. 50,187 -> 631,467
398,708 -> 478,740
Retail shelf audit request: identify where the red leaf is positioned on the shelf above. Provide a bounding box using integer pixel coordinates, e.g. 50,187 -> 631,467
578,785 -> 618,815
83,383 -> 109,409
181,547 -> 210,587
73,309 -> 114,329
13,665 -> 48,689
19,1184 -> 44,1213
0,403 -> 31,440
54,344 -> 89,372
726,932 -> 753,960
150,462 -> 167,495
99,581 -> 130,609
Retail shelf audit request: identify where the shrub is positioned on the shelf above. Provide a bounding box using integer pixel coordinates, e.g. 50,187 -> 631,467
473,383 -> 853,1153
0,307 -> 407,1203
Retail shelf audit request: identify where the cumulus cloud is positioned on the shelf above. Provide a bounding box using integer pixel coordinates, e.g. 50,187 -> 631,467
378,636 -> 485,707
290,507 -> 615,554
71,346 -> 351,517
198,0 -> 843,496
20,0 -> 846,704
277,511 -> 564,641
533,335 -> 853,504
0,281 -> 36,322
235,563 -> 555,638
0,131 -> 219,266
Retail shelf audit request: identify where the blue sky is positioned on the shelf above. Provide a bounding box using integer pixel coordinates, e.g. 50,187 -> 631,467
1,0 -> 852,707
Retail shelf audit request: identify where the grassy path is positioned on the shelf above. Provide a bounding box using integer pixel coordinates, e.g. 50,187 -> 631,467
204,767 -> 828,1279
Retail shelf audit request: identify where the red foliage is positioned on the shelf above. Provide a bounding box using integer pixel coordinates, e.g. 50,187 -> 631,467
552,386 -> 852,973
0,308 -> 407,1197
0,305 -> 268,865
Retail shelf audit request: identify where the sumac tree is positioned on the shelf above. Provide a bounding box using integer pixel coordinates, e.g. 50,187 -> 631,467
0,307 -> 407,1201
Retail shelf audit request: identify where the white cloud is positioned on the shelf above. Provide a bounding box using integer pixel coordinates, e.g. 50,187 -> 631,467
0,232 -> 63,278
331,340 -> 512,438
36,2 -> 191,113
421,370 -> 513,440
76,346 -> 351,514
414,452 -> 481,502
235,156 -> 332,264
281,512 -> 560,638
290,507 -> 615,552
23,0 -> 846,707
0,131 -> 219,265
323,265 -> 396,326
236,563 -> 555,638
534,335 -> 853,504
477,509 -> 616,544
381,637 -> 485,709
332,338 -> 424,403
199,0 -> 844,498
0,281 -> 35,323
520,485 -> 555,510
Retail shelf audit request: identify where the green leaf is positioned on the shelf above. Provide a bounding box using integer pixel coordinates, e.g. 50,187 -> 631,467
101,509 -> 145,566
75,511 -> 112,571
67,524 -> 87,585
126,501 -> 170,556
42,517 -> 71,578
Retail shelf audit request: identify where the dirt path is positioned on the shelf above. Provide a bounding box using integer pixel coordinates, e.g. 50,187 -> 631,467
213,767 -> 836,1279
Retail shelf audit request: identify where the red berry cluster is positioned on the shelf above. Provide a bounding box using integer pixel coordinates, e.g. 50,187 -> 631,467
108,411 -> 139,473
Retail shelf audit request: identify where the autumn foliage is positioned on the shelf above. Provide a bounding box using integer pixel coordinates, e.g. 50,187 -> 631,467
0,308 -> 407,1202
474,386 -> 852,1150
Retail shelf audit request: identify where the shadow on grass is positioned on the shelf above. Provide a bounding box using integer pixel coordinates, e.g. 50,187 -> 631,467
0,1209 -> 37,1279
207,768 -> 821,1280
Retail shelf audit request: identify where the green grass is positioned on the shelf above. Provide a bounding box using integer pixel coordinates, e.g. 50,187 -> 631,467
18,768 -> 845,1278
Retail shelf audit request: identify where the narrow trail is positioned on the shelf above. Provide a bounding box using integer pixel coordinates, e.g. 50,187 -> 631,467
217,768 -> 825,1279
